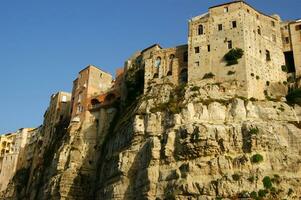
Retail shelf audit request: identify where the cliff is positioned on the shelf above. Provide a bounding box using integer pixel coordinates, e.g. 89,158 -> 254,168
1,80 -> 301,200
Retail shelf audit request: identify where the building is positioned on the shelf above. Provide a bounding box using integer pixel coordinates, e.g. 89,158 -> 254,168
70,65 -> 113,122
281,19 -> 301,87
43,91 -> 71,137
187,0 -> 287,99
144,45 -> 188,92
0,128 -> 32,191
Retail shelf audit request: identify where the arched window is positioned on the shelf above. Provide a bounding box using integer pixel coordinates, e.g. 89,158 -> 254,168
179,68 -> 188,84
198,25 -> 204,35
91,99 -> 100,106
155,57 -> 161,67
167,54 -> 175,76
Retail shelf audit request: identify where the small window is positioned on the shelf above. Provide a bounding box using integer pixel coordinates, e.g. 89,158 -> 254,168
232,21 -> 237,28
207,45 -> 211,52
257,26 -> 261,35
285,37 -> 289,44
272,34 -> 276,42
247,9 -> 250,13
271,21 -> 275,27
296,25 -> 301,31
198,25 -> 204,35
100,73 -> 102,78
266,50 -> 271,61
224,7 -> 228,13
194,47 -> 200,54
218,24 -> 223,31
256,14 -> 259,19
227,41 -> 232,49
195,61 -> 200,67
61,96 -> 67,103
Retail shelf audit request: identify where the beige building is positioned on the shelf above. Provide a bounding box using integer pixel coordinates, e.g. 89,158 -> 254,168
187,0 -> 287,99
0,128 -> 32,191
144,45 -> 188,91
281,19 -> 301,84
43,91 -> 71,134
70,65 -> 113,122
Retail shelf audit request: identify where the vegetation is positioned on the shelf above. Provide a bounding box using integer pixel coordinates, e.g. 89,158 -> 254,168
224,48 -> 244,66
124,56 -> 145,105
232,173 -> 241,181
251,154 -> 264,164
249,127 -> 259,135
202,72 -> 215,79
150,84 -> 186,114
227,70 -> 236,75
190,86 -> 200,91
286,88 -> 301,106
258,189 -> 268,198
262,176 -> 273,189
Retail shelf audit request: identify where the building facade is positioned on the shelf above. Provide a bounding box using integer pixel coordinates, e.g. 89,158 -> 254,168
70,65 -> 113,122
188,1 -> 287,99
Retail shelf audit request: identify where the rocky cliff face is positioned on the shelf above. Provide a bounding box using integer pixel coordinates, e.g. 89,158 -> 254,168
1,81 -> 301,200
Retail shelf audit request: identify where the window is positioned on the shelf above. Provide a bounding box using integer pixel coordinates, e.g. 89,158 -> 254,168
198,25 -> 204,35
195,61 -> 200,67
61,96 -> 67,103
218,24 -> 223,31
194,47 -> 200,54
183,52 -> 188,62
257,26 -> 261,35
271,21 -> 275,27
285,37 -> 289,44
155,57 -> 161,67
78,93 -> 82,103
266,50 -> 271,61
296,25 -> 301,31
256,14 -> 259,20
207,45 -> 211,52
224,7 -> 228,13
232,21 -> 237,28
272,34 -> 276,42
227,41 -> 232,49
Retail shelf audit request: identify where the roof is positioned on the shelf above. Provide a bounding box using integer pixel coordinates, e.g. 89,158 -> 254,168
209,0 -> 277,20
141,44 -> 162,54
79,65 -> 112,76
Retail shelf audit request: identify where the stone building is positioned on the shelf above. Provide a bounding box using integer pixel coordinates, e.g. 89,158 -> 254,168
43,91 -> 71,137
187,0 -> 287,99
281,19 -> 301,87
70,65 -> 113,122
144,45 -> 188,92
0,128 -> 32,191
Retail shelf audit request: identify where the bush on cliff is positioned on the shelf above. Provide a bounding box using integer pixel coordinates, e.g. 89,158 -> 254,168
224,48 -> 244,66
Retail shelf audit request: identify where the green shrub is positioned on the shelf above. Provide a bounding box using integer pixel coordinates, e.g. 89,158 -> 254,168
288,188 -> 294,196
224,48 -> 244,66
262,176 -> 273,189
251,154 -> 264,163
249,127 -> 259,135
190,86 -> 200,91
232,173 -> 241,181
286,88 -> 301,106
202,72 -> 215,79
250,191 -> 258,199
258,189 -> 268,198
227,70 -> 236,75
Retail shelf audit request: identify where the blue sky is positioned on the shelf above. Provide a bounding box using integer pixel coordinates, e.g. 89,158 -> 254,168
0,0 -> 300,134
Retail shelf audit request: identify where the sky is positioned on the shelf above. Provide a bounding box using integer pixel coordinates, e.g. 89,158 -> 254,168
0,0 -> 300,134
